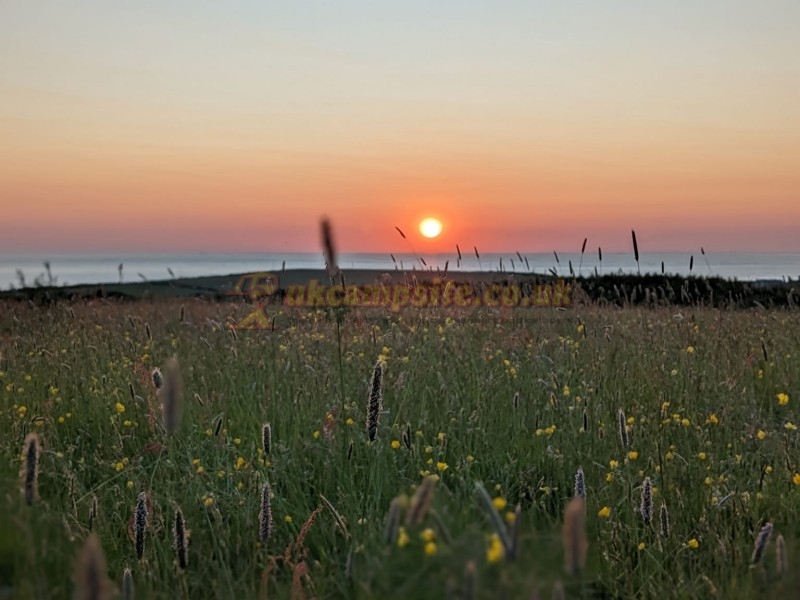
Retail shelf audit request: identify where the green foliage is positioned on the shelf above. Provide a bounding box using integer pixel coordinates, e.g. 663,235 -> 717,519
1,299 -> 799,599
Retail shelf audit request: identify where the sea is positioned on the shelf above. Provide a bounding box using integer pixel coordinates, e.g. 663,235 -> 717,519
1,252 -> 798,290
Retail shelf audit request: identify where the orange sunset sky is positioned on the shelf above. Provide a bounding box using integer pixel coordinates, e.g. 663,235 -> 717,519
1,2 -> 799,254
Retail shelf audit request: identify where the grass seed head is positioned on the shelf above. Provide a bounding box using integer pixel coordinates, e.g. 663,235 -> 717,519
406,475 -> 437,527
617,408 -> 629,448
321,217 -> 339,278
660,503 -> 670,537
402,423 -> 412,450
366,361 -> 384,442
151,368 -> 163,390
20,432 -> 41,506
122,567 -> 134,600
262,423 -> 272,455
159,358 -> 182,436
134,492 -> 148,561
751,521 -> 773,565
259,483 -> 273,544
640,477 -> 653,525
562,496 -> 587,576
89,495 -> 98,531
172,507 -> 188,570
574,467 -> 586,500
74,533 -> 111,600
776,533 -> 787,576
463,560 -> 476,600
384,495 -> 405,544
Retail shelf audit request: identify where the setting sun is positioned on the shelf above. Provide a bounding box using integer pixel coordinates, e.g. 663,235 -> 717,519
419,217 -> 443,239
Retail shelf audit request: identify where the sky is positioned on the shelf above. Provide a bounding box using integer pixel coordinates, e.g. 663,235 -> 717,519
1,1 -> 799,254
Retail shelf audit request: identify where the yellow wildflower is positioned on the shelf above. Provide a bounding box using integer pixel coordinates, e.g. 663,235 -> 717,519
397,527 -> 410,548
115,402 -> 125,414
486,533 -> 504,563
598,506 -> 611,518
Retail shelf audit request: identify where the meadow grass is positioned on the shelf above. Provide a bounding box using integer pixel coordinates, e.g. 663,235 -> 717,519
1,297 -> 799,599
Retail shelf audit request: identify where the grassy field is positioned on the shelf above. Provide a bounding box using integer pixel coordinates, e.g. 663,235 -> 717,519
1,295 -> 799,599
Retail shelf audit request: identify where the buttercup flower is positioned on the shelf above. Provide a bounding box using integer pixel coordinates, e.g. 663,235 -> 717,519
486,533 -> 504,563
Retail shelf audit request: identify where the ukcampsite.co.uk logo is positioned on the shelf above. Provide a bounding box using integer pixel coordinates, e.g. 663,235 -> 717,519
228,272 -> 572,329
229,271 -> 278,300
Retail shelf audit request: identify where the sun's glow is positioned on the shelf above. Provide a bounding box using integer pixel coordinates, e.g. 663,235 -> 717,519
419,217 -> 443,238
